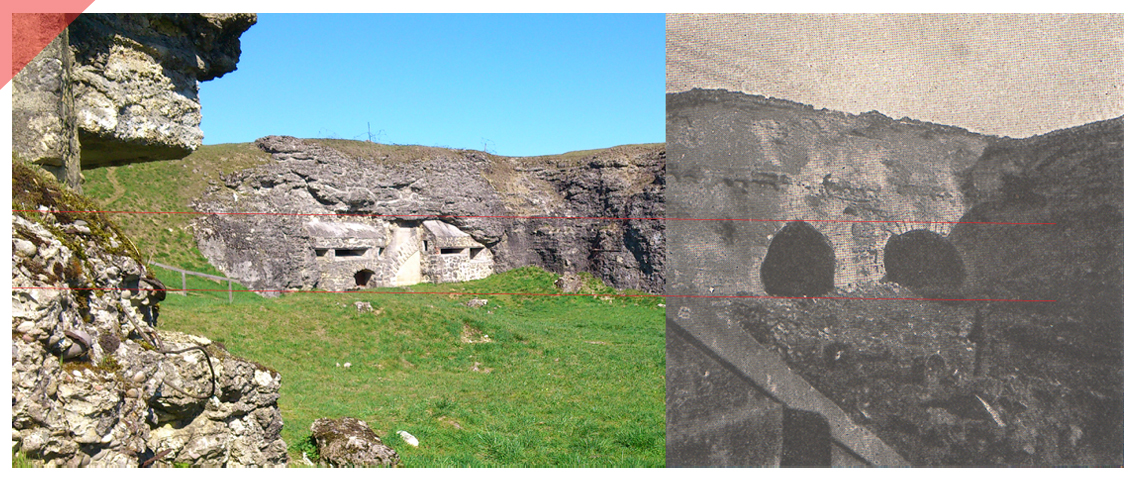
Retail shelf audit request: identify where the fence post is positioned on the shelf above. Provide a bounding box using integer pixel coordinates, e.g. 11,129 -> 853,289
181,271 -> 187,296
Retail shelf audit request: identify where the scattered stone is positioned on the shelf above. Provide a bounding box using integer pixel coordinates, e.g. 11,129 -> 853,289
465,298 -> 488,308
397,430 -> 419,447
460,324 -> 492,344
354,301 -> 372,312
310,417 -> 400,468
555,273 -> 583,293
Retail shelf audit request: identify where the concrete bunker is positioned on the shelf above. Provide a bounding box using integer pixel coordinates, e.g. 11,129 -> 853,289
882,229 -> 965,290
760,221 -> 836,297
305,218 -> 493,290
421,220 -> 494,283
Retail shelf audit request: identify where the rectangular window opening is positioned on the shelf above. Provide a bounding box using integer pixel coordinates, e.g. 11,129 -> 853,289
315,248 -> 329,257
440,248 -> 464,255
469,247 -> 484,259
335,248 -> 368,258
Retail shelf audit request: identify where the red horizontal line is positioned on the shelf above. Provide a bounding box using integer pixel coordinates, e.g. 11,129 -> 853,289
12,209 -> 1057,226
10,286 -> 1056,303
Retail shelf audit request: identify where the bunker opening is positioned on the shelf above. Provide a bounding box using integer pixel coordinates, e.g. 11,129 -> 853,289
883,229 -> 966,290
760,221 -> 836,297
440,248 -> 465,255
335,248 -> 369,258
354,269 -> 374,288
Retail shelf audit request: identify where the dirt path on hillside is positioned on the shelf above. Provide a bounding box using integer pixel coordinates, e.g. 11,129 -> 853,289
104,167 -> 125,206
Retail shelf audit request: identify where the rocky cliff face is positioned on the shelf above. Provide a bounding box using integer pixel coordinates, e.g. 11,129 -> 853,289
11,162 -> 288,467
193,136 -> 665,294
951,117 -> 1123,318
12,13 -> 256,190
68,13 -> 257,166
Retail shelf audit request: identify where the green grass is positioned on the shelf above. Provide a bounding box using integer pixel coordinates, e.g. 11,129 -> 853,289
158,267 -> 665,467
12,449 -> 41,468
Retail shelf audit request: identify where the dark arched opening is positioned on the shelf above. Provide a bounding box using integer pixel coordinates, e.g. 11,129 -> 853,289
354,269 -> 375,288
883,229 -> 965,290
760,221 -> 836,297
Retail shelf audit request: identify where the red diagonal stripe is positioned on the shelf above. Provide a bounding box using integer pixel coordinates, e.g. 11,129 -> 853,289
5,3 -> 95,89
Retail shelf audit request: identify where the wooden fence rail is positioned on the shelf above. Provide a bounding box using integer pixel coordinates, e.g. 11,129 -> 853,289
149,261 -> 237,303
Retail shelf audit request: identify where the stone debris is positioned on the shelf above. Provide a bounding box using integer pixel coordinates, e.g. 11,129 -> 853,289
310,417 -> 400,468
397,430 -> 420,447
554,273 -> 583,293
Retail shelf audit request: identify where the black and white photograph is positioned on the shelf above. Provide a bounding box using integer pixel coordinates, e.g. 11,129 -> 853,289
665,13 -> 1123,467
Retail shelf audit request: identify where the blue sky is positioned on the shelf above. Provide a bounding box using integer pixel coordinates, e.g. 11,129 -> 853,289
198,13 -> 664,156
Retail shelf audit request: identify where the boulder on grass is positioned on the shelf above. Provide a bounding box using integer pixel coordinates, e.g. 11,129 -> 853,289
310,417 -> 399,468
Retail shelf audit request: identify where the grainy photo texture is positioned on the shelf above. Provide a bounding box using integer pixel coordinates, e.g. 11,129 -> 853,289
665,13 -> 1122,467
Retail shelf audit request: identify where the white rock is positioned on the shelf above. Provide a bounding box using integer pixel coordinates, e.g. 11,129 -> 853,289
397,430 -> 419,447
253,369 -> 273,387
14,239 -> 36,258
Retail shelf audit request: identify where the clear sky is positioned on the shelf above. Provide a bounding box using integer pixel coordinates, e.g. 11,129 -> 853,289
197,13 -> 664,156
668,13 -> 1123,139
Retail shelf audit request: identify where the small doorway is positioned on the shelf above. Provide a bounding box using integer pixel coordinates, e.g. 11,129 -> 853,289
354,269 -> 375,288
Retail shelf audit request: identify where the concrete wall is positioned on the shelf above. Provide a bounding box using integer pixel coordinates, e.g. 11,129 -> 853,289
11,23 -> 81,190
666,89 -> 991,297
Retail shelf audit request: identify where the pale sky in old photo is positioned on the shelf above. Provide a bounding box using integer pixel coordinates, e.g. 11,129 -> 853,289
667,13 -> 1124,139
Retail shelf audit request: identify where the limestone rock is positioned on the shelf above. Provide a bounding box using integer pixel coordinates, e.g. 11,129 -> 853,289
193,136 -> 665,295
11,17 -> 80,187
11,162 -> 287,467
310,417 -> 400,468
67,13 -> 257,167
554,273 -> 583,293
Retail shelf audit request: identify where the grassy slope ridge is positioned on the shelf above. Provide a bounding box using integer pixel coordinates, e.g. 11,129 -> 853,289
80,141 -> 665,466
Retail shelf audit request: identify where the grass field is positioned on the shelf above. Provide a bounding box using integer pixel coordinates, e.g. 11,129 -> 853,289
153,267 -> 665,467
76,143 -> 666,467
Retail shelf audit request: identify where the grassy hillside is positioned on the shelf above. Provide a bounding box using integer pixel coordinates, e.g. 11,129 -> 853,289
156,267 -> 665,467
79,141 -> 666,466
82,142 -> 272,274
